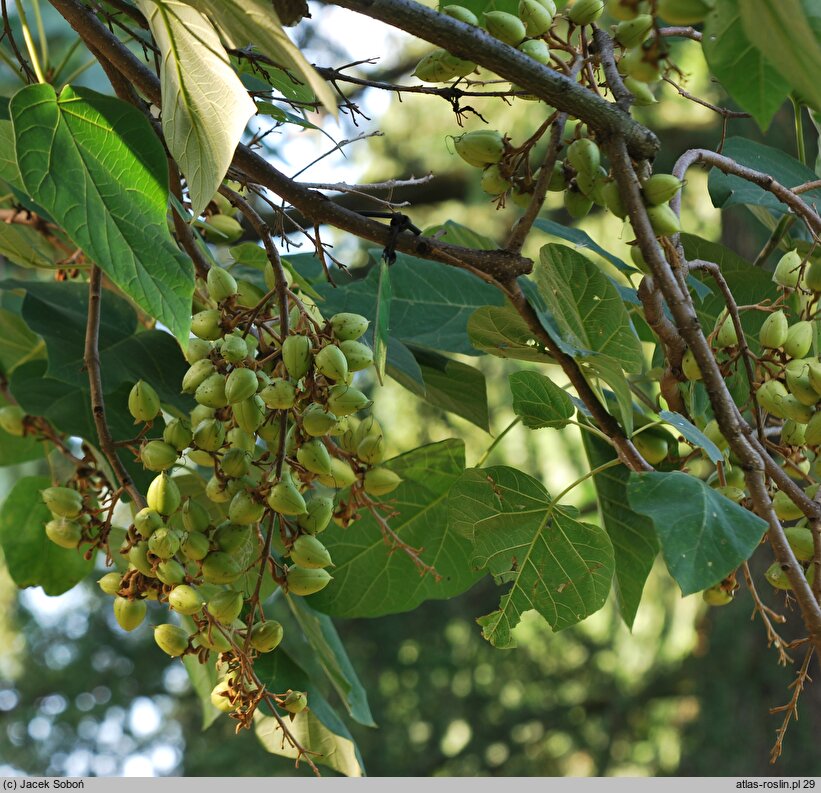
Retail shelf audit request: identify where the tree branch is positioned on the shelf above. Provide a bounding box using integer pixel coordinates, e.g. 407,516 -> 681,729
83,265 -> 146,509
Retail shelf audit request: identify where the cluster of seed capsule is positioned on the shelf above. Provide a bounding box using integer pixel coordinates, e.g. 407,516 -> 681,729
37,259 -> 400,719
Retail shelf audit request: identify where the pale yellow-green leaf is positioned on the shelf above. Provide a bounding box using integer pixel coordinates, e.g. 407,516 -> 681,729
255,712 -> 364,777
181,0 -> 336,114
136,0 -> 256,217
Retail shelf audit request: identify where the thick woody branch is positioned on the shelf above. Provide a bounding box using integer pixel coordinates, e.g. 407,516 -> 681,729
320,0 -> 659,160
83,265 -> 146,509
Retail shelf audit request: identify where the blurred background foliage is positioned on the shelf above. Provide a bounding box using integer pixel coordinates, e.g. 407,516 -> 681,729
1,0 -> 820,778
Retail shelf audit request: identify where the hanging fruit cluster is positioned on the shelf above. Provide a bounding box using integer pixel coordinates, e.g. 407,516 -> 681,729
39,242 -> 402,725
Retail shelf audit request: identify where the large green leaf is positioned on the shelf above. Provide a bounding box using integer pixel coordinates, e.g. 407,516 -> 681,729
136,0 -> 256,217
9,84 -> 193,343
449,466 -> 614,647
0,306 -> 44,374
532,244 -> 643,373
702,0 -> 791,129
739,0 -> 821,113
467,305 -> 554,362
581,431 -> 658,629
0,216 -> 63,269
0,476 -> 93,595
627,471 -> 767,595
509,370 -> 574,429
533,218 -> 633,274
307,439 -> 482,617
708,138 -> 821,219
373,258 -> 391,383
182,0 -> 336,114
581,356 -> 635,436
17,281 -> 190,412
254,651 -> 365,777
314,252 -> 506,356
285,596 -> 376,727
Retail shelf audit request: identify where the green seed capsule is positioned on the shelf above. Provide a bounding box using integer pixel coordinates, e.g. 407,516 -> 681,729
282,689 -> 308,713
715,485 -> 745,504
518,0 -> 553,36
200,629 -> 233,653
157,559 -> 186,586
204,214 -> 243,243
759,310 -> 788,349
713,312 -> 738,349
260,378 -> 296,410
805,411 -> 821,446
195,373 -> 228,409
225,368 -> 259,404
146,472 -> 182,516
785,527 -> 815,562
282,335 -> 313,380
168,585 -> 203,615
756,379 -> 789,417
646,203 -> 682,236
191,309 -> 223,341
624,77 -> 657,105
193,418 -> 226,452
148,527 -> 181,560
209,680 -> 235,711
220,448 -> 251,479
220,334 -> 248,365
207,267 -> 238,303
566,138 -> 600,177
286,566 -> 332,596
483,10 -> 526,45
453,130 -> 505,167
339,340 -> 374,372
785,359 -> 819,406
0,405 -> 25,436
327,384 -> 373,417
180,498 -> 210,533
657,0 -> 711,25
773,490 -> 804,521
140,440 -> 178,472
207,590 -> 244,623
315,345 -> 349,382
128,380 -> 161,422
413,49 -> 476,82
567,0 -> 604,25
201,551 -> 242,584
357,433 -> 386,464
783,321 -> 813,359
772,250 -> 802,288
128,542 -> 155,576
641,174 -> 684,207
45,517 -> 82,549
232,395 -> 266,435
297,439 -> 333,475
41,486 -> 83,518
619,46 -> 662,83
181,531 -> 210,561
228,490 -> 265,525
765,561 -> 793,590
290,534 -> 333,569
610,0 -> 639,20
681,349 -> 702,381
804,259 -> 821,292
633,432 -> 669,465
163,418 -> 193,451
564,187 -> 593,219
302,403 -> 339,436
702,585 -> 733,606
316,457 -> 358,489
250,620 -> 284,653
154,624 -> 190,657
267,477 -> 307,515
781,419 -> 807,446
614,14 -> 653,48
297,496 -> 335,534
184,337 -> 213,364
182,359 -> 216,394
113,597 -> 146,631
517,38 -> 550,65
227,427 -> 256,454
330,313 -> 370,342
442,4 -> 478,24
364,467 -> 403,496
602,181 -> 627,219
98,572 -> 122,596
781,395 -> 815,424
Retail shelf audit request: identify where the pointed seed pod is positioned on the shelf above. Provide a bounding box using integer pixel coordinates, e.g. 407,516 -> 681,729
702,586 -> 733,606
232,395 -> 266,434
286,566 -> 332,596
163,418 -> 193,451
681,349 -> 702,381
641,174 -> 684,206
227,427 -> 256,453
181,498 -> 211,533
195,372 -> 228,409
224,368 -> 258,405
327,384 -> 373,416
483,11 -> 526,45
45,518 -> 82,549
140,440 -> 178,472
564,187 -> 593,219
315,345 -> 349,382
181,531 -> 210,561
364,467 -> 403,496
453,130 -> 505,167
204,214 -> 243,243
228,490 -> 265,525
567,0 -> 604,25
157,559 -> 186,586
220,334 -> 248,364
413,49 -> 476,82
260,378 -> 296,410
290,534 -> 333,569
168,584 -> 203,615
624,76 -> 657,105
182,359 -> 216,393
193,418 -> 226,452
330,313 -> 370,342
146,472 -> 181,516
250,620 -> 284,653
657,0 -> 711,25
184,337 -> 212,364
713,312 -> 738,349
297,496 -> 335,534
282,689 -> 308,713
128,380 -> 161,422
517,38 -> 550,65
316,457 -> 358,489
148,527 -> 181,559
220,448 -> 251,479
755,379 -> 790,417
772,249 -> 802,288
297,439 -> 333,475
302,403 -> 338,436
785,527 -> 815,562
207,590 -> 244,623
566,138 -> 600,177
759,310 -> 788,349
98,572 -> 122,596
154,624 -> 190,657
783,321 -> 813,359
206,267 -> 238,302
201,551 -> 242,584
646,203 -> 682,236
267,476 -> 307,515
282,335 -> 313,380
614,14 -> 653,48
339,340 -> 374,372
41,486 -> 83,518
518,0 -> 553,36
113,597 -> 146,631
357,434 -> 385,464
442,4 -> 479,25
191,309 -> 223,341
